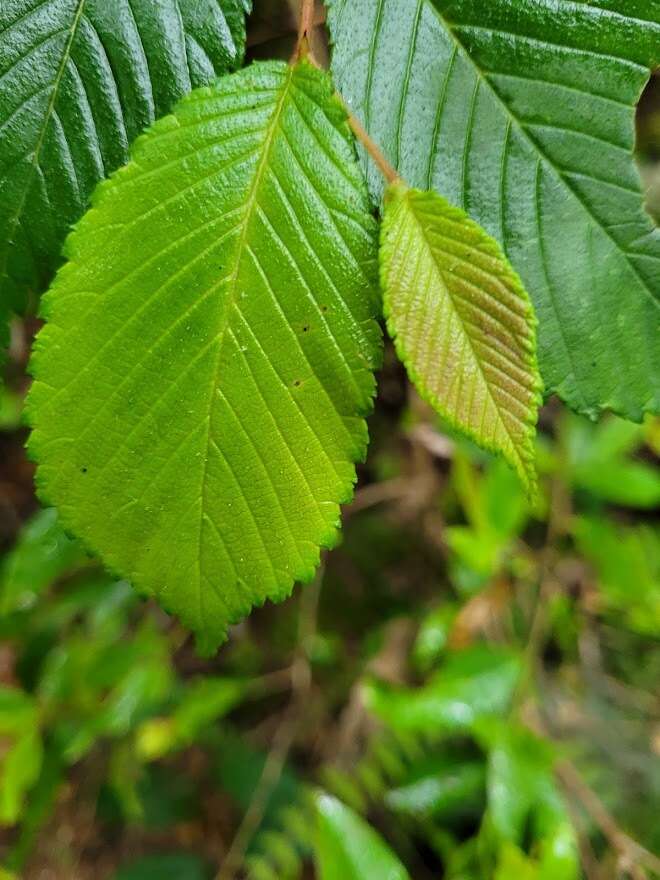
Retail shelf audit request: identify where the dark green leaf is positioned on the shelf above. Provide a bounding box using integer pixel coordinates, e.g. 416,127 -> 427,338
114,853 -> 211,880
0,0 -> 248,319
328,0 -> 660,420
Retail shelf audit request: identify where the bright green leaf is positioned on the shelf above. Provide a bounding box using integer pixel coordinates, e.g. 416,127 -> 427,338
574,516 -> 660,634
27,60 -> 381,651
0,687 -> 43,825
494,844 -> 539,880
363,646 -> 520,733
385,755 -> 485,820
538,822 -> 580,880
484,725 -> 554,844
328,0 -> 660,420
477,721 -> 575,864
0,508 -> 85,615
381,183 -> 540,492
0,0 -> 248,324
315,793 -> 410,880
136,676 -> 247,760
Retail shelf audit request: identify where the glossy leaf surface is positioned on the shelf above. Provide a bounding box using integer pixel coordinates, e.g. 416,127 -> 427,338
0,0 -> 248,318
27,60 -> 381,651
328,0 -> 660,420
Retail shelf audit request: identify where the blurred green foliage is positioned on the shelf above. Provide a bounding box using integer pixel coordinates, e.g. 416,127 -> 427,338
0,403 -> 659,878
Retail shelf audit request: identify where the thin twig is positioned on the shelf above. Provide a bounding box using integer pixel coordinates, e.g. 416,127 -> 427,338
511,452 -> 569,709
248,6 -> 326,48
345,111 -> 399,184
292,0 -> 316,62
556,760 -> 660,877
290,0 -> 399,186
527,712 -> 660,878
216,572 -> 322,880
562,790 -> 604,880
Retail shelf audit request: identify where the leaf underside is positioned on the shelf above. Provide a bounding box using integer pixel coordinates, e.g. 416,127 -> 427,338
27,60 -> 382,651
0,0 -> 248,320
381,183 -> 540,492
328,0 -> 660,421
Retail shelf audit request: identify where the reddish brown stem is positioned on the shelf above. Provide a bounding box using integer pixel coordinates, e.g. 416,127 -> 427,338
346,111 -> 399,185
292,1 -> 400,188
292,0 -> 316,62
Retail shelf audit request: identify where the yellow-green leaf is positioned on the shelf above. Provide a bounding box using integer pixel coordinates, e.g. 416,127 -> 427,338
27,61 -> 381,653
380,183 -> 541,492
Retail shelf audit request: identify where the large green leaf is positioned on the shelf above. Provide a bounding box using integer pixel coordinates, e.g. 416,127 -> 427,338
27,60 -> 381,652
0,0 -> 248,320
380,183 -> 540,491
328,0 -> 660,420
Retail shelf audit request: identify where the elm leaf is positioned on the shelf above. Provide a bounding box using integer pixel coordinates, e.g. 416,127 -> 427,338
380,183 -> 540,491
328,0 -> 660,421
0,0 -> 249,321
27,60 -> 381,652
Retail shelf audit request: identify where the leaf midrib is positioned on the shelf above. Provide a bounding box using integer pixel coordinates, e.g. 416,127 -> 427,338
196,65 -> 295,604
0,0 -> 87,291
423,0 -> 660,313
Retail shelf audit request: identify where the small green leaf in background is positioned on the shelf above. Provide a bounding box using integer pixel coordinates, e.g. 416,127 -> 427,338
385,754 -> 485,821
0,0 -> 249,323
27,59 -> 382,652
0,382 -> 22,431
574,516 -> 660,635
481,723 -> 555,843
37,617 -> 173,763
538,821 -> 581,880
380,183 -> 540,493
328,0 -> 660,421
315,792 -> 410,880
563,414 -> 660,509
363,645 -> 521,733
0,687 -> 43,825
136,676 -> 247,760
0,508 -> 85,615
412,603 -> 458,671
476,721 -> 579,879
494,844 -> 539,880
445,453 -> 532,593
